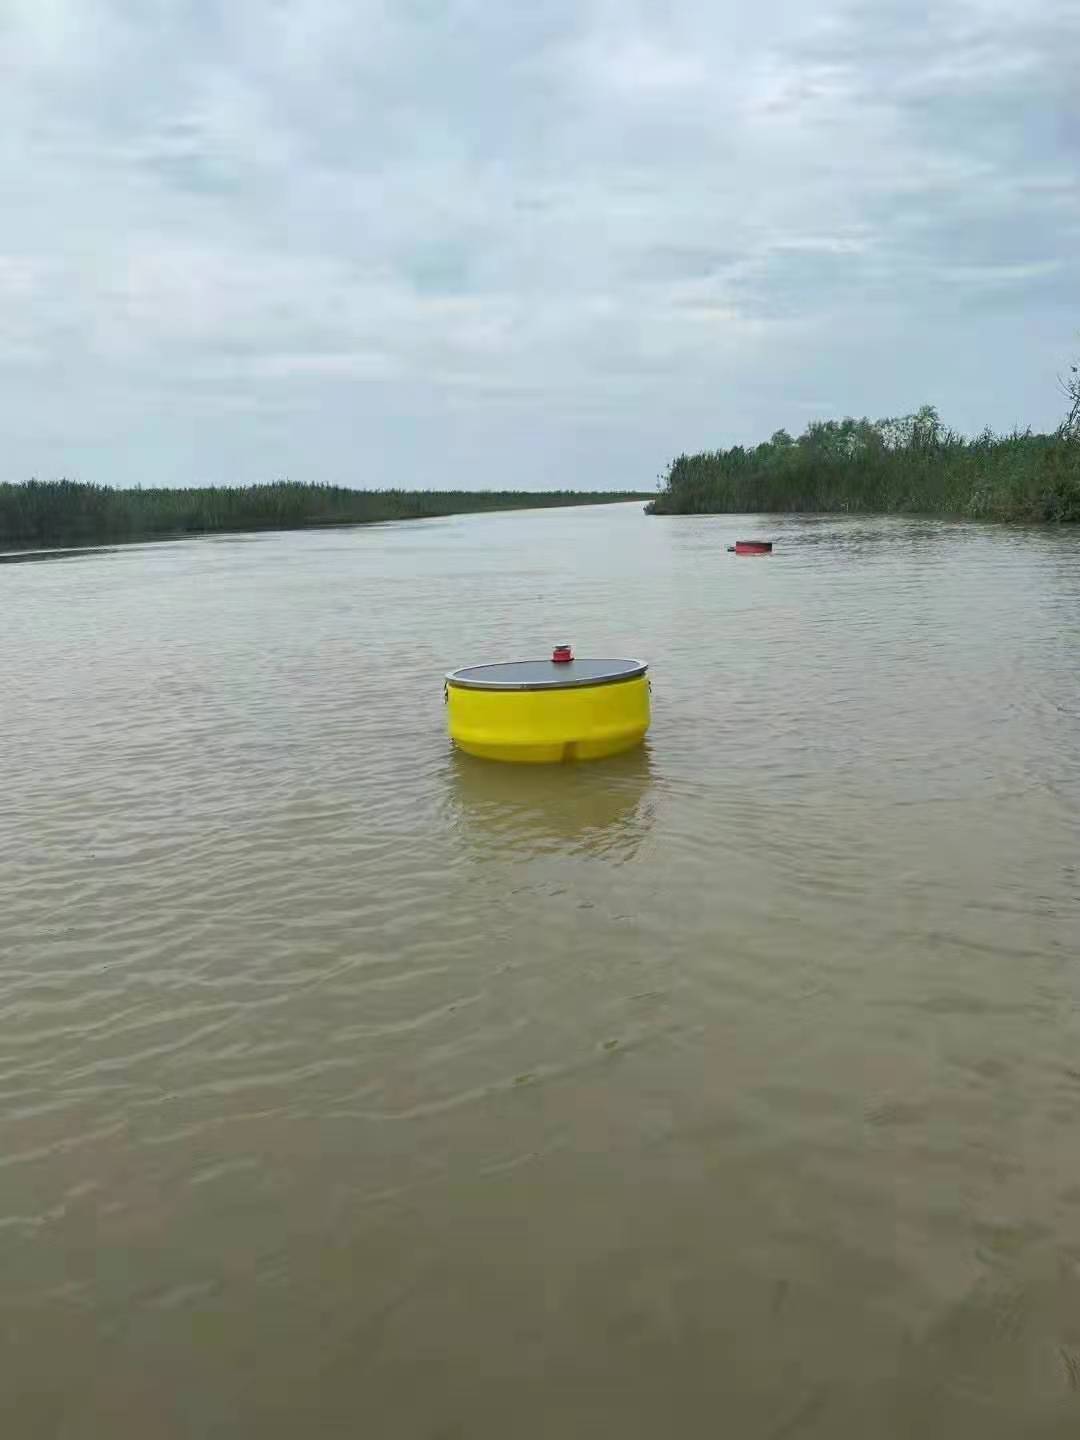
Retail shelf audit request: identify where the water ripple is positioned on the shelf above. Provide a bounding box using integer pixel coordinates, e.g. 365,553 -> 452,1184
2,507 -> 1080,1435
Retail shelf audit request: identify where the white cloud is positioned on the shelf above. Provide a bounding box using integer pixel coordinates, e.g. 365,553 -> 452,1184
0,0 -> 1077,486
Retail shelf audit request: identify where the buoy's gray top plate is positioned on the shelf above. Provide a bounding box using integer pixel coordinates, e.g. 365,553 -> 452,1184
446,658 -> 647,691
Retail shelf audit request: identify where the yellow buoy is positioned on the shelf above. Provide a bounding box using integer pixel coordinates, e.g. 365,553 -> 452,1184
446,649 -> 650,764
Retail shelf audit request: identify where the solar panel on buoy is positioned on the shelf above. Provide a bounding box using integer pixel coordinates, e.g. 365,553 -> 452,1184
445,647 -> 650,763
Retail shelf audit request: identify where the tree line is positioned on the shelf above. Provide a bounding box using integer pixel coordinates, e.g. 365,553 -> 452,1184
647,399 -> 1080,522
0,482 -> 645,550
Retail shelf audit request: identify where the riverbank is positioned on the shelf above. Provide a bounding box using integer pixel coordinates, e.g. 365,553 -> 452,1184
647,408 -> 1080,522
0,480 -> 647,550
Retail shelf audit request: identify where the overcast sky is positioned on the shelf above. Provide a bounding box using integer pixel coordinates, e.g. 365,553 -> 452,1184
2,0 -> 1078,490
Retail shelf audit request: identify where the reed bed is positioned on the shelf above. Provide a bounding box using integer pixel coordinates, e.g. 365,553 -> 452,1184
0,481 -> 646,549
647,408 -> 1080,522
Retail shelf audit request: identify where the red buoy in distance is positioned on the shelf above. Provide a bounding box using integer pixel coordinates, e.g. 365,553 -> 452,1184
552,644 -> 574,663
730,540 -> 773,555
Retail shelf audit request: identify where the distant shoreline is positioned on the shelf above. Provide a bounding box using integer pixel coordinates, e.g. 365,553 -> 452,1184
0,482 -> 649,552
646,408 -> 1080,524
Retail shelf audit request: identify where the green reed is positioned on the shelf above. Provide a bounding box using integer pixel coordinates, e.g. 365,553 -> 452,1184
646,407 -> 1080,522
0,481 -> 647,550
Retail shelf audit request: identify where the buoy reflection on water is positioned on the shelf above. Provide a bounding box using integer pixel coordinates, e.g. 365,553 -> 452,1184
443,745 -> 656,861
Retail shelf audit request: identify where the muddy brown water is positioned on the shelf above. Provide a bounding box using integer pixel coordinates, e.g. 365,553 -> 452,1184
3,504 -> 1080,1437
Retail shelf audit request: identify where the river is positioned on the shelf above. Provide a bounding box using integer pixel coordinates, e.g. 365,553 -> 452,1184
3,503 -> 1080,1437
